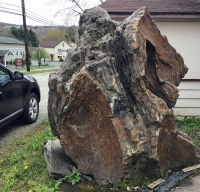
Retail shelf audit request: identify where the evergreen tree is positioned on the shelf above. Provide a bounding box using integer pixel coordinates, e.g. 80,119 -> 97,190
29,29 -> 39,47
10,27 -> 24,41
10,27 -> 39,47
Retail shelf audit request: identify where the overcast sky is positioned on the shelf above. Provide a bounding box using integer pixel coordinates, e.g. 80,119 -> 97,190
0,0 -> 102,26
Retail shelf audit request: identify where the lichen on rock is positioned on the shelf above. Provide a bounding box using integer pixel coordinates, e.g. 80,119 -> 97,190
48,6 -> 200,184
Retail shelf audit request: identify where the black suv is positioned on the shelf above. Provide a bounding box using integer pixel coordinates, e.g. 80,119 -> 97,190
0,63 -> 40,128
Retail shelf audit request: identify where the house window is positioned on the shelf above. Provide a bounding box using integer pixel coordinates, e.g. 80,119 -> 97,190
16,48 -> 18,56
58,49 -> 62,53
11,48 -> 14,55
20,48 -> 22,55
62,43 -> 64,47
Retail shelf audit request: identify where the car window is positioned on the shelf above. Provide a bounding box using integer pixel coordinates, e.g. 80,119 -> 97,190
0,68 -> 11,81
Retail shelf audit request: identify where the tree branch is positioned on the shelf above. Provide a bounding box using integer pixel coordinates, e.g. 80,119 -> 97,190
73,9 -> 82,14
71,0 -> 84,12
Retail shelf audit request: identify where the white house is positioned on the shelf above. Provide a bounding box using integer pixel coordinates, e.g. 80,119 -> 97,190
101,0 -> 200,117
40,40 -> 74,61
0,37 -> 25,65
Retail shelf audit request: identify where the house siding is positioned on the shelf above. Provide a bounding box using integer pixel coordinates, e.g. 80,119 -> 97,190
156,21 -> 200,79
0,43 -> 25,62
54,41 -> 71,61
43,48 -> 54,62
174,81 -> 200,117
156,22 -> 200,117
44,41 -> 72,61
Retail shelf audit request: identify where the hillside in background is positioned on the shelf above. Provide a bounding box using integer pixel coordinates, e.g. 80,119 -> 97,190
0,22 -> 79,43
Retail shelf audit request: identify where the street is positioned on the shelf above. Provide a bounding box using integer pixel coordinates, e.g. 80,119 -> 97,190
0,72 -> 51,153
31,60 -> 62,67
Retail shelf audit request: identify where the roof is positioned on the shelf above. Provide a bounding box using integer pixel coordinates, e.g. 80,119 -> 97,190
0,50 -> 13,56
0,37 -> 24,45
40,40 -> 73,48
100,0 -> 200,20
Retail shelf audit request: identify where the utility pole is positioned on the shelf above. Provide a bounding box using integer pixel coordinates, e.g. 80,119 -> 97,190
21,0 -> 30,71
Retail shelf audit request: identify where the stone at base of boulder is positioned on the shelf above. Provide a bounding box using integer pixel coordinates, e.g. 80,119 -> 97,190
43,139 -> 75,179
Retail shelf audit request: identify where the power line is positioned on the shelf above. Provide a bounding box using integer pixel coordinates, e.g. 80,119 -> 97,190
0,1 -> 20,8
26,8 -> 61,26
5,5 -> 63,28
0,1 -> 67,29
0,9 -> 21,16
26,15 -> 67,32
25,11 -> 68,31
0,6 -> 22,14
0,9 -> 67,32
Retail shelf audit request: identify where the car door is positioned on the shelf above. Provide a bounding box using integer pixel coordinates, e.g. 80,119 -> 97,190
0,66 -> 24,123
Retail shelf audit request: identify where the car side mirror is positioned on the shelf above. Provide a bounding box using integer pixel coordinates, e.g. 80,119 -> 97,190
14,71 -> 24,80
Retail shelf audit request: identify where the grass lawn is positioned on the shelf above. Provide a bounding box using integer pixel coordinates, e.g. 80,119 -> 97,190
0,117 -> 199,192
0,119 -> 150,192
13,65 -> 57,71
0,120 -> 57,192
175,117 -> 200,147
8,64 -> 58,75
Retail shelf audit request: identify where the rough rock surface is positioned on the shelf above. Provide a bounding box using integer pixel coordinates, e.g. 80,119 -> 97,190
48,6 -> 200,184
43,139 -> 75,178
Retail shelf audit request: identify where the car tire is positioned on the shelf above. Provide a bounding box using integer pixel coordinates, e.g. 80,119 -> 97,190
21,93 -> 39,124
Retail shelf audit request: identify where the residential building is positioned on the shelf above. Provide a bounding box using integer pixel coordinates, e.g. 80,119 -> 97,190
0,37 -> 25,65
40,40 -> 74,61
100,0 -> 200,117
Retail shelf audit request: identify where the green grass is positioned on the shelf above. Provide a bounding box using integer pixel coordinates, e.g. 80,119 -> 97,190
1,117 -> 198,192
175,117 -> 200,147
115,178 -> 150,189
0,118 -> 151,192
21,65 -> 58,75
10,64 -> 58,75
18,65 -> 57,70
0,119 -> 57,192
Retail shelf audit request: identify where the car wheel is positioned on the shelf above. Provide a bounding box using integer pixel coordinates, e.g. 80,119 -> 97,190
22,93 -> 39,124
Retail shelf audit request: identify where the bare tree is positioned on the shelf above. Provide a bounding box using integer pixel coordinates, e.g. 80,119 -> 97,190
46,0 -> 105,25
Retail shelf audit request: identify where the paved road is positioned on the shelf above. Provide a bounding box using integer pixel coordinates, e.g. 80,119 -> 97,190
31,60 -> 62,66
0,72 -> 51,153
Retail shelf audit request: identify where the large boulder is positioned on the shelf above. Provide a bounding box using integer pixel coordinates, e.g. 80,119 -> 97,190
48,6 -> 200,184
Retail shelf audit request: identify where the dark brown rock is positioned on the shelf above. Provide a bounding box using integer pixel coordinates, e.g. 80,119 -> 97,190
48,6 -> 200,184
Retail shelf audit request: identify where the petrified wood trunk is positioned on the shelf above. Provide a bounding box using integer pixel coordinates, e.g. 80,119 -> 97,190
48,6 -> 200,184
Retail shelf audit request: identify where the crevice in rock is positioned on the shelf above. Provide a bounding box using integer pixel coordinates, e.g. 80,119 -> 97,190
143,40 -> 160,95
